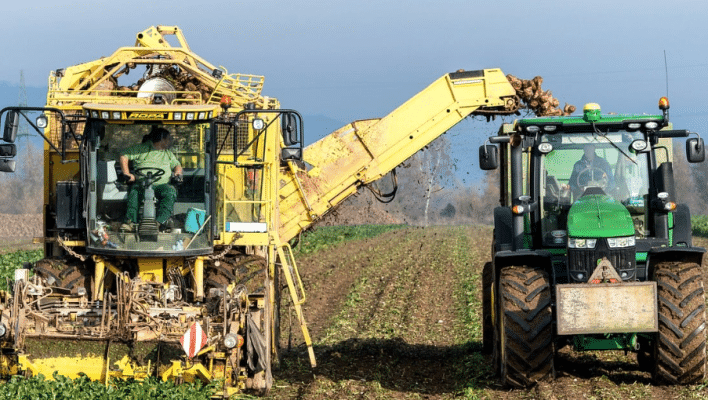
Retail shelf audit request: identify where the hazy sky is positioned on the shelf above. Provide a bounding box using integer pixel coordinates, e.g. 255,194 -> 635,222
2,1 -> 707,181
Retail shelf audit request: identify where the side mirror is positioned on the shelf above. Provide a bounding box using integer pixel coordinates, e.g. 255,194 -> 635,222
479,144 -> 498,170
0,158 -> 16,173
3,111 -> 19,143
686,137 -> 705,163
281,113 -> 299,146
0,144 -> 16,157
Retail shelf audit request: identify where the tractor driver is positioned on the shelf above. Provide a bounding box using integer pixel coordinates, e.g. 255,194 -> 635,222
120,127 -> 183,231
568,143 -> 615,199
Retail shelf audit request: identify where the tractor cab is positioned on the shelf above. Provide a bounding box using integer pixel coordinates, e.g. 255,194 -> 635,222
82,104 -> 217,256
481,98 -> 705,283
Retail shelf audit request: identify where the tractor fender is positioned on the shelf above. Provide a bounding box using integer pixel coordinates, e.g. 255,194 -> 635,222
493,249 -> 553,277
646,245 -> 706,278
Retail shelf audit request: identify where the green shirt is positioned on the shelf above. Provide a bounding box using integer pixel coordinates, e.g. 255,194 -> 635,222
121,142 -> 180,186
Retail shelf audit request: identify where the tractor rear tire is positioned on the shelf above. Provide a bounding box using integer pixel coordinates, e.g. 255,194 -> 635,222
653,261 -> 706,384
498,265 -> 554,387
482,261 -> 493,354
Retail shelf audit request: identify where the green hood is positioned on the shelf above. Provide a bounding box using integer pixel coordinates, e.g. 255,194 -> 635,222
567,194 -> 634,238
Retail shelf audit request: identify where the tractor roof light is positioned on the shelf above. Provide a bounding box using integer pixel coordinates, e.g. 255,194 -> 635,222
525,125 -> 540,133
659,97 -> 670,110
645,121 -> 659,130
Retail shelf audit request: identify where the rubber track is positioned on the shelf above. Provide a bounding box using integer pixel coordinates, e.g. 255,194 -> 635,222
654,261 -> 707,384
500,265 -> 554,387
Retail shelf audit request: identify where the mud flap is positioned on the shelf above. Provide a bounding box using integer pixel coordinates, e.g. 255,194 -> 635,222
247,313 -> 267,373
556,282 -> 658,335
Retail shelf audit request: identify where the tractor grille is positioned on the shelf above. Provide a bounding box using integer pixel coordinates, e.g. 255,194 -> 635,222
568,240 -> 635,282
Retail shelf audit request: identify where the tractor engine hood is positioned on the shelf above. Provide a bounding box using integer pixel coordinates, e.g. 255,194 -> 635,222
567,192 -> 634,238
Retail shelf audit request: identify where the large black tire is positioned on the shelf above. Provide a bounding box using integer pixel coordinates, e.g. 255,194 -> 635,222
482,261 -> 494,354
653,261 -> 706,384
498,265 -> 554,387
34,258 -> 94,296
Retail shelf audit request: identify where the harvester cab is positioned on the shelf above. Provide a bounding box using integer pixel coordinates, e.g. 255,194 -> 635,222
481,97 -> 707,387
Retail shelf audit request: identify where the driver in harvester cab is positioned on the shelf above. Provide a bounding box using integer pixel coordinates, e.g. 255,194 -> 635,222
568,143 -> 615,200
119,127 -> 183,232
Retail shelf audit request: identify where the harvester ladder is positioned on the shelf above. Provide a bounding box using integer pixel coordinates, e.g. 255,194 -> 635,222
276,243 -> 316,367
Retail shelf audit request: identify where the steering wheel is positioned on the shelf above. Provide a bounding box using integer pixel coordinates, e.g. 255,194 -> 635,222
133,167 -> 165,185
576,167 -> 609,191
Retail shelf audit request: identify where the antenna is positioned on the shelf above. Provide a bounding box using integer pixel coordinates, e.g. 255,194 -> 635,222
17,70 -> 31,143
663,50 -> 669,99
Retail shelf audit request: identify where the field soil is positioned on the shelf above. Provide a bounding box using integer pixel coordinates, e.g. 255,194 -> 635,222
0,213 -> 41,251
268,226 -> 708,400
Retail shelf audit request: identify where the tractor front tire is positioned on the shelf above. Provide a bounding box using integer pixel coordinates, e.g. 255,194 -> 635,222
653,261 -> 706,384
498,265 -> 554,387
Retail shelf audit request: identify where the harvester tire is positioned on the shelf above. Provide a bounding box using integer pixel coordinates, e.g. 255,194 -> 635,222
498,265 -> 554,387
482,261 -> 493,354
653,261 -> 706,384
205,254 -> 267,293
34,259 -> 94,296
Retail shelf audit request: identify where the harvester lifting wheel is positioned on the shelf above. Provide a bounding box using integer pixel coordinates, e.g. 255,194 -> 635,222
34,259 -> 94,296
497,265 -> 554,387
653,261 -> 707,384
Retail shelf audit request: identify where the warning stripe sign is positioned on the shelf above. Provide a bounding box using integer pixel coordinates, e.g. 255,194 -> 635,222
180,322 -> 208,358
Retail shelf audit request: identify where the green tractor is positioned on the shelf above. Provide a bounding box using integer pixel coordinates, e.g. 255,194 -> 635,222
480,98 -> 707,386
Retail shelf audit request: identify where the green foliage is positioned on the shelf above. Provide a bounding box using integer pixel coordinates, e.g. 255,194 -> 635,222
692,215 -> 708,238
293,224 -> 405,255
0,373 -> 217,400
0,249 -> 42,290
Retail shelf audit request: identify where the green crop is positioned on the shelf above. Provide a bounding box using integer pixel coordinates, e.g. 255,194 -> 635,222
293,224 -> 405,255
0,249 -> 42,290
0,372 -> 218,400
692,215 -> 708,238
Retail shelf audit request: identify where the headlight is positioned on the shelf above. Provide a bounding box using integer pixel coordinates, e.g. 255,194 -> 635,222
101,111 -> 110,119
538,143 -> 553,154
607,236 -> 635,248
645,121 -> 659,130
0,323 -> 5,338
112,112 -> 121,119
568,238 -> 597,249
174,112 -> 183,120
252,118 -> 265,130
36,115 -> 48,129
224,333 -> 243,349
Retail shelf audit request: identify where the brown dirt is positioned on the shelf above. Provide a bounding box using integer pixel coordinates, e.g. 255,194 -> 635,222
266,226 -> 708,399
0,213 -> 41,251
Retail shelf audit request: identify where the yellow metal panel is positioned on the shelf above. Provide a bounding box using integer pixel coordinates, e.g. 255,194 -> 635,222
138,258 -> 163,283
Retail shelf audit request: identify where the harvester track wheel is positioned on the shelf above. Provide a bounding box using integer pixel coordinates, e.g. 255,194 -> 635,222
498,265 -> 554,387
653,261 -> 706,384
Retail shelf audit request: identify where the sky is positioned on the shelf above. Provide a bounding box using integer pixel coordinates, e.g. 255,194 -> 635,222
1,0 -> 708,184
